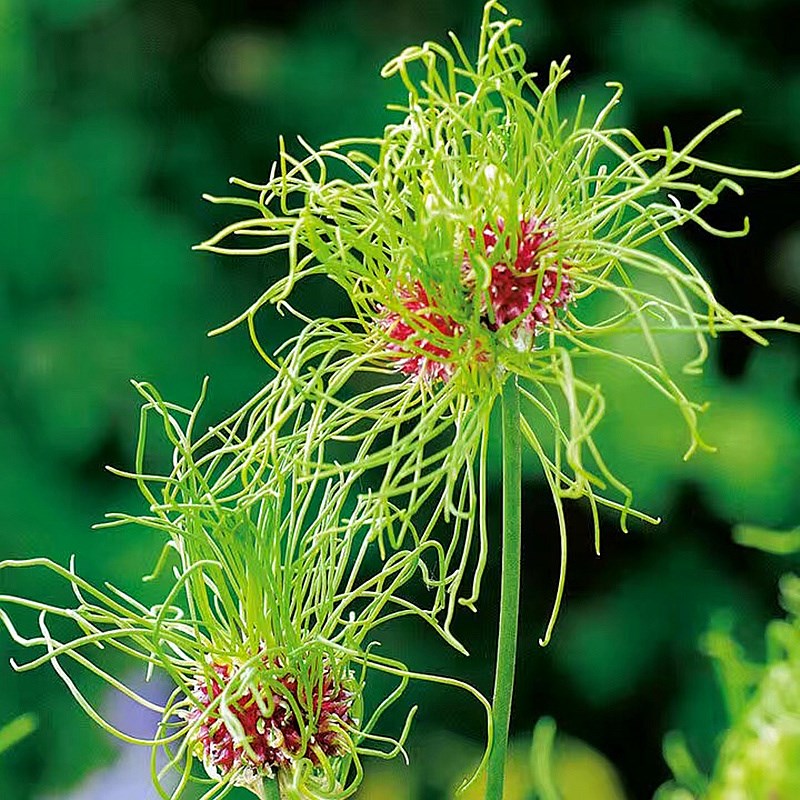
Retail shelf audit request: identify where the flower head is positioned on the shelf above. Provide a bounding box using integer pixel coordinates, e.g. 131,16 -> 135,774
0,381 -> 491,799
185,655 -> 354,790
469,215 -> 573,347
379,215 -> 574,382
196,1 -> 799,642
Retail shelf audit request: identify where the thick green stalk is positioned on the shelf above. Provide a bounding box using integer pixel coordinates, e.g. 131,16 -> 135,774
485,375 -> 522,800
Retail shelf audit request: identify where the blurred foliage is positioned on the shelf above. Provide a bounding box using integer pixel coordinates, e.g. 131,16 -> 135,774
656,527 -> 800,800
355,725 -> 626,800
1,0 -> 799,798
0,713 -> 37,756
459,723 -> 626,800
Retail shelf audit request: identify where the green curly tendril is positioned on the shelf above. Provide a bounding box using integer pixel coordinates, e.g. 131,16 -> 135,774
0,380 -> 491,799
197,0 -> 799,644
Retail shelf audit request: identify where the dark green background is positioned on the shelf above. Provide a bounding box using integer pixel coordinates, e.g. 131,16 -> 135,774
2,0 -> 799,797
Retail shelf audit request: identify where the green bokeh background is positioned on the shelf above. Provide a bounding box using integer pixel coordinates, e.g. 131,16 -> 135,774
1,0 -> 799,798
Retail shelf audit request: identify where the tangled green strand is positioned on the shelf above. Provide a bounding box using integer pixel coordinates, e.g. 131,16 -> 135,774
197,1 -> 799,641
0,381 -> 491,799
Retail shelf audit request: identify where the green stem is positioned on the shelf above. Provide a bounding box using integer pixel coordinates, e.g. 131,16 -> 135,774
262,776 -> 281,800
485,375 -> 522,800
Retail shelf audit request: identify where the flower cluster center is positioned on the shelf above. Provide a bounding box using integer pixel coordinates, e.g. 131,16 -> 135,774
184,657 -> 354,786
380,215 -> 573,381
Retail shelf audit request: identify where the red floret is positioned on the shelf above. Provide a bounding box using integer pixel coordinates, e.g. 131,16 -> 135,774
378,214 -> 574,381
472,216 -> 572,344
184,657 -> 354,782
380,281 -> 464,383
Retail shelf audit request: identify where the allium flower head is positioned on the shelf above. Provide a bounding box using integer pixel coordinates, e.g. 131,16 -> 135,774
468,215 -> 573,349
197,1 -> 798,642
0,382 -> 490,799
185,655 -> 354,787
379,214 -> 573,380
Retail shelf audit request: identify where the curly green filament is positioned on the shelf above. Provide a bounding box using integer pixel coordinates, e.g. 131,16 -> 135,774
485,374 -> 522,800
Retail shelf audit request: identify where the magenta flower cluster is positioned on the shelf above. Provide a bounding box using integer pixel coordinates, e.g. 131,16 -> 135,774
380,215 -> 573,381
185,658 -> 354,781
381,281 -> 465,382
475,216 -> 572,339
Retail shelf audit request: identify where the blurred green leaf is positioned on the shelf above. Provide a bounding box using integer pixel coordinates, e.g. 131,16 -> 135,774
0,714 -> 37,755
